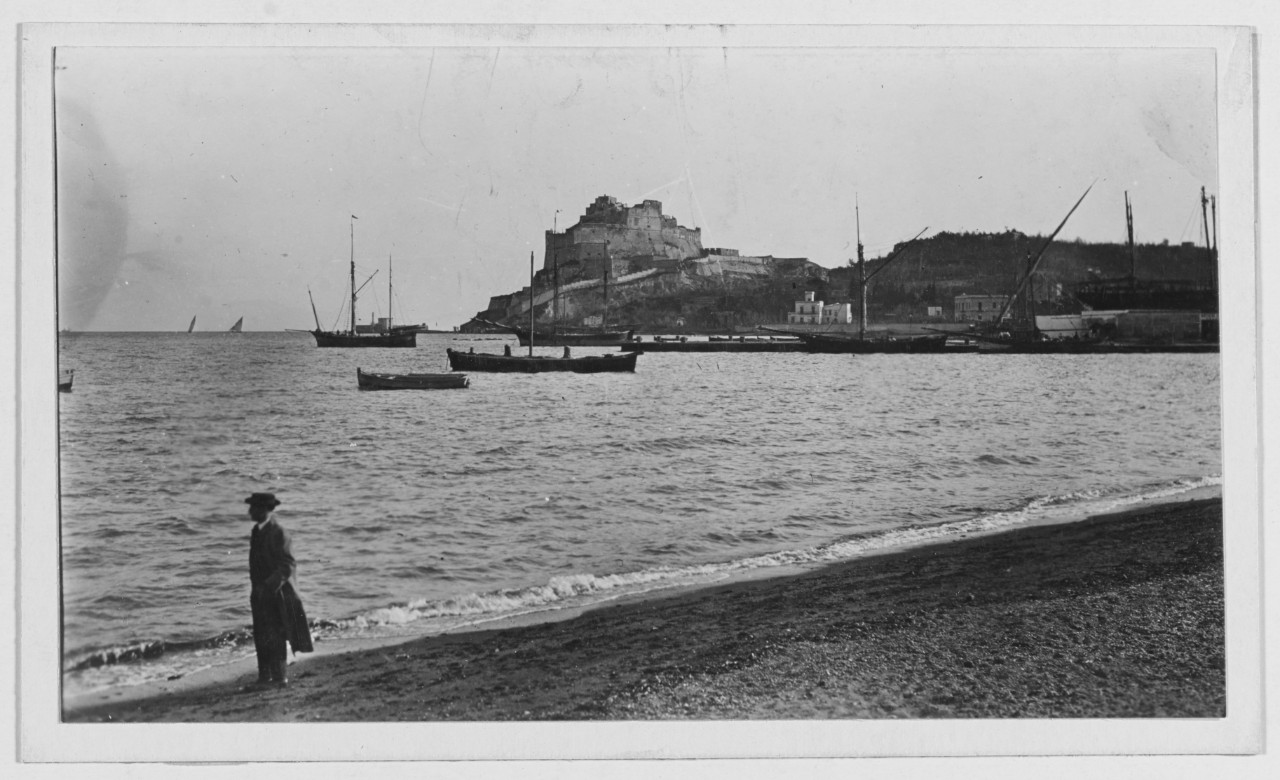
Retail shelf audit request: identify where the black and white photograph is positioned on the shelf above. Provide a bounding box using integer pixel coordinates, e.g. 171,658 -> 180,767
8,4 -> 1273,775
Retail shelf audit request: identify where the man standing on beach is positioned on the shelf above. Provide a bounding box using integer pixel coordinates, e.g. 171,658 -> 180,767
246,492 -> 313,688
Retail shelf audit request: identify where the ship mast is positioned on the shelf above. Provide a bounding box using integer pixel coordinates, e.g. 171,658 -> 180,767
1125,191 -> 1136,279
1200,186 -> 1212,259
856,219 -> 930,340
387,253 -> 393,330
1210,194 -> 1217,260
856,196 -> 866,340
528,251 -> 535,357
553,210 -> 560,340
349,216 -> 357,334
603,239 -> 610,333
993,183 -> 1093,327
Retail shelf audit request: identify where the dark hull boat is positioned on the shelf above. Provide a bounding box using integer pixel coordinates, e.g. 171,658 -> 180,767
357,368 -> 469,390
1072,278 -> 1218,313
58,369 -> 74,393
446,348 -> 637,374
1072,189 -> 1218,314
512,327 -> 634,348
309,216 -> 417,348
758,326 -> 949,354
794,332 -> 950,354
313,330 -> 416,348
965,332 -> 1217,354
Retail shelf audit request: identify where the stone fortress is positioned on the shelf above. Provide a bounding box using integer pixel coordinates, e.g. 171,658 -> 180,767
467,195 -> 824,330
543,195 -> 705,280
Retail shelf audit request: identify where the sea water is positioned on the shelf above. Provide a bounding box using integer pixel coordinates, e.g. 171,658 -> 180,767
55,332 -> 1222,697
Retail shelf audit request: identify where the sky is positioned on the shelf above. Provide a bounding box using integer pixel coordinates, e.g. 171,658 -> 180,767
53,42 -> 1218,331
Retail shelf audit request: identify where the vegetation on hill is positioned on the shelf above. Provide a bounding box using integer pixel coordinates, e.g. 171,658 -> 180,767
464,231 -> 1217,332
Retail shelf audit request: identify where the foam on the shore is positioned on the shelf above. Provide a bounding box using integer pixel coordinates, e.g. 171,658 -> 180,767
63,477 -> 1220,707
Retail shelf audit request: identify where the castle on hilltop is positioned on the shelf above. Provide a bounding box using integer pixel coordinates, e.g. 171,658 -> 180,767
464,194 -> 824,332
543,195 -> 706,281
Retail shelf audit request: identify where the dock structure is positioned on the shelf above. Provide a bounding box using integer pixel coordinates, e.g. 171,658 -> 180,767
621,338 -> 807,353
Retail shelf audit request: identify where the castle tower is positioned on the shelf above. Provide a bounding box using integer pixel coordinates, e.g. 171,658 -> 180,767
544,195 -> 703,280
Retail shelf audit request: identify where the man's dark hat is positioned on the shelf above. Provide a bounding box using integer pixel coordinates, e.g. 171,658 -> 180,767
245,492 -> 281,509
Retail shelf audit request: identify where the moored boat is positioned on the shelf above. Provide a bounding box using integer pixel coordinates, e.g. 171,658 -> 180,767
790,331 -> 950,354
1072,189 -> 1218,314
758,326 -> 948,354
309,216 -> 417,348
446,348 -> 637,374
357,368 -> 470,390
59,369 -> 74,393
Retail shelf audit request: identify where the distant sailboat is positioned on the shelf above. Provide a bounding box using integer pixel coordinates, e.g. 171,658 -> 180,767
229,317 -> 243,333
188,316 -> 197,333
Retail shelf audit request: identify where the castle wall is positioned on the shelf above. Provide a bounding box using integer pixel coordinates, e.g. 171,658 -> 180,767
543,195 -> 704,274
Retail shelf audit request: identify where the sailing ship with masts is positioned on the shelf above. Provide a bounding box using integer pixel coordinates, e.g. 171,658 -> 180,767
761,203 -> 943,353
1072,187 -> 1219,313
447,251 -> 639,373
309,215 -> 416,348
478,234 -> 633,346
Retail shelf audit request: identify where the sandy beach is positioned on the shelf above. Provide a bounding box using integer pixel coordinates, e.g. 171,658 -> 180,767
63,497 -> 1224,722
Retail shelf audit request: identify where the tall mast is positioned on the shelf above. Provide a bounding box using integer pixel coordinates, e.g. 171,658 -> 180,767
1125,191 -> 1136,279
856,196 -> 866,340
552,210 -> 560,339
1200,186 -> 1212,258
349,215 -> 357,334
528,251 -> 535,357
388,253 -> 393,330
307,288 -> 321,330
1210,193 -> 1218,261
603,239 -> 610,333
993,183 -> 1093,326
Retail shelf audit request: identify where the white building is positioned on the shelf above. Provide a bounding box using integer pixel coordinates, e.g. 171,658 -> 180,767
821,302 -> 852,324
788,292 -> 852,325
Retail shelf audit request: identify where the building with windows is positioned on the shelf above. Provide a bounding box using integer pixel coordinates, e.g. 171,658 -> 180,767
954,294 -> 1010,323
787,291 -> 852,325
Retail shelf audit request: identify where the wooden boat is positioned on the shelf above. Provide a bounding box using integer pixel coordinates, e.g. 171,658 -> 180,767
451,254 -> 640,373
512,325 -> 634,347
758,326 -> 948,354
229,316 -> 243,333
309,216 -> 416,348
490,234 -> 632,347
1073,189 -> 1218,314
58,369 -> 74,393
357,368 -> 470,390
793,331 -> 950,354
446,348 -> 637,373
622,340 -> 804,353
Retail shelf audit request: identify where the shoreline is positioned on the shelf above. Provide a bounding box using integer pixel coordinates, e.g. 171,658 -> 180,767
64,494 -> 1225,722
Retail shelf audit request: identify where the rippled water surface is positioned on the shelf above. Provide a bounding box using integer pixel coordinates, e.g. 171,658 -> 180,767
57,332 -> 1221,694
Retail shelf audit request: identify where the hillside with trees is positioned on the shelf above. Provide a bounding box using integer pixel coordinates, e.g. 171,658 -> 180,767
464,231 -> 1217,333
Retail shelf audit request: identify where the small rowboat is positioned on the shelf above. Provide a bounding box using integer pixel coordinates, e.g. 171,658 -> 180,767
357,368 -> 470,390
59,369 -> 74,393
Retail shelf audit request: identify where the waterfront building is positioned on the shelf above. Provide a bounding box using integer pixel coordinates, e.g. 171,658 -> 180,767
787,292 -> 852,325
954,294 -> 1011,323
788,291 -> 824,324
